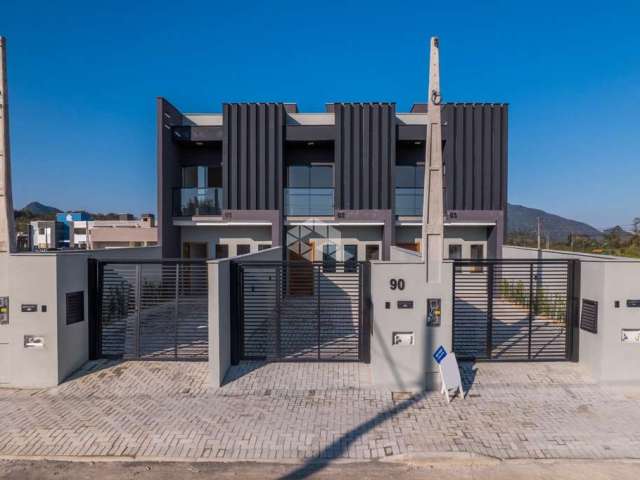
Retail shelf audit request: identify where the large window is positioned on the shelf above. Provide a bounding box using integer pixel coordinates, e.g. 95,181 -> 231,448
175,165 -> 223,216
182,166 -> 222,188
365,244 -> 380,261
395,163 -> 424,216
285,164 -> 334,216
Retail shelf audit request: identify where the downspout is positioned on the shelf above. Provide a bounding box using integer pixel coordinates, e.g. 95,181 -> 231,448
421,37 -> 444,282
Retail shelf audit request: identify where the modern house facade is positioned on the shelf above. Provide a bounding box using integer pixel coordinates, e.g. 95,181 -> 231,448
158,100 -> 508,263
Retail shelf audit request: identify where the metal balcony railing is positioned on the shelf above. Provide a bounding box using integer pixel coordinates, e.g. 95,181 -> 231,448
173,187 -> 223,216
284,188 -> 334,216
395,188 -> 424,216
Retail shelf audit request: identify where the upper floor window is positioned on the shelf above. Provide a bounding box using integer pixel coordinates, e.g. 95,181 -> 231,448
182,166 -> 222,189
395,163 -> 424,216
287,164 -> 333,188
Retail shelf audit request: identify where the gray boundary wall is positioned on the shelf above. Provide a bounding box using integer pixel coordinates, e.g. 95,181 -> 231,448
369,261 -> 453,391
0,247 -> 161,388
208,246 -> 283,389
504,245 -> 640,383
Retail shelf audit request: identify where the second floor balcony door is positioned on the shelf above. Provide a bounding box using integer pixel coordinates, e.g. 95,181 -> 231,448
285,164 -> 334,216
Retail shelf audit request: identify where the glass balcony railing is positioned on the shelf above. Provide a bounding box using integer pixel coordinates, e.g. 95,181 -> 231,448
173,187 -> 223,216
395,188 -> 424,216
285,188 -> 334,216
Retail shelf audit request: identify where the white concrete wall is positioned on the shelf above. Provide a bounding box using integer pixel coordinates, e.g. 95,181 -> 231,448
503,245 -> 626,261
397,225 -> 489,259
0,245 -> 162,388
286,225 -> 383,262
579,260 -> 640,383
181,226 -> 272,258
369,261 -> 453,391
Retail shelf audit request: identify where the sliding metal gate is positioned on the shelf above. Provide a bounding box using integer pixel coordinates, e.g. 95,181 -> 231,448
94,260 -> 208,360
231,261 -> 371,362
452,259 -> 580,361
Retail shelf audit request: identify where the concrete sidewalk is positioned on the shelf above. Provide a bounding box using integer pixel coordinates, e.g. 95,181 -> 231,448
1,360 -> 640,462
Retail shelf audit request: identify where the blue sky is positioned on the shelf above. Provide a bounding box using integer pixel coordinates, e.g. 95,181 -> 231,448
2,0 -> 639,228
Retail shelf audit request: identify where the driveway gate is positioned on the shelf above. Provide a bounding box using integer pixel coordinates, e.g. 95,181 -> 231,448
231,261 -> 371,362
452,259 -> 580,361
91,260 -> 208,360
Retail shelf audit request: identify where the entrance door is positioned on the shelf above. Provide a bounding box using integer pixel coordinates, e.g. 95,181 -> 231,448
470,244 -> 484,272
183,242 -> 208,259
287,240 -> 315,295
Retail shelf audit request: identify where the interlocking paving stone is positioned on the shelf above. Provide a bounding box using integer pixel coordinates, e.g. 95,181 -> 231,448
1,360 -> 640,461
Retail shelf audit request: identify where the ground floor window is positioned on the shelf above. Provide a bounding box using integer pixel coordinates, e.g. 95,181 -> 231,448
365,244 -> 380,261
323,244 -> 337,272
448,244 -> 462,260
470,244 -> 484,260
215,244 -> 229,259
236,244 -> 250,256
344,244 -> 358,272
183,242 -> 208,259
258,243 -> 271,251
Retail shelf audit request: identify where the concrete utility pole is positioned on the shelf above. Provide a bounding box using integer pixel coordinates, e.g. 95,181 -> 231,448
421,37 -> 444,282
0,37 -> 16,253
536,216 -> 542,250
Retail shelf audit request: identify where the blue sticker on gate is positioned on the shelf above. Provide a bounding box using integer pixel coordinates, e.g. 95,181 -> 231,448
433,345 -> 447,364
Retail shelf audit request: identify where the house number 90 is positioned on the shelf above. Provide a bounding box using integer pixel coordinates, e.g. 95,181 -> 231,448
390,279 -> 405,291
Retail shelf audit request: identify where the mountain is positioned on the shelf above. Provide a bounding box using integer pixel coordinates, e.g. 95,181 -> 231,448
603,226 -> 634,241
507,203 -> 603,242
21,201 -> 61,216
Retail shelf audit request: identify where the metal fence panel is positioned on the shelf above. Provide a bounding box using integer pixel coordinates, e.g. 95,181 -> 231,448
98,261 -> 208,361
453,260 -> 576,361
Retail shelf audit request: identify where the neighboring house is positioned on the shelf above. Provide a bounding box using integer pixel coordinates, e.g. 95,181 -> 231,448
85,214 -> 158,249
30,213 -> 158,250
158,101 -> 507,261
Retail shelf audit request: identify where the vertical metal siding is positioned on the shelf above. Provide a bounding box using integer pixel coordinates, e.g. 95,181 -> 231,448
442,104 -> 508,212
334,103 -> 396,210
223,103 -> 285,210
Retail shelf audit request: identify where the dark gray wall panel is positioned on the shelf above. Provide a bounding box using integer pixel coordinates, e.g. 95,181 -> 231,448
223,103 -> 285,210
442,104 -> 508,215
157,98 -> 184,258
334,103 -> 396,210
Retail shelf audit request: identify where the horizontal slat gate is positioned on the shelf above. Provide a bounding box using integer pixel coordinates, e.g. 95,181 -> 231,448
238,262 -> 364,362
453,260 -> 573,361
98,261 -> 208,361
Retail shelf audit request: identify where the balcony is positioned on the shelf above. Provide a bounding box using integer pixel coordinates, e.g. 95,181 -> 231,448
173,187 -> 223,217
285,188 -> 334,216
395,188 -> 423,216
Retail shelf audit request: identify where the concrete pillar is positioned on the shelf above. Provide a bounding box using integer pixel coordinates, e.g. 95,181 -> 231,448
421,37 -> 444,282
0,37 -> 16,253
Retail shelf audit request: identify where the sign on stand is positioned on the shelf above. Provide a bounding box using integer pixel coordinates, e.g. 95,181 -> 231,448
433,346 -> 464,403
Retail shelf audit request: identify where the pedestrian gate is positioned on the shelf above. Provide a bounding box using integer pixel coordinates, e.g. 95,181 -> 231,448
452,259 -> 580,361
91,260 -> 208,360
231,261 -> 371,362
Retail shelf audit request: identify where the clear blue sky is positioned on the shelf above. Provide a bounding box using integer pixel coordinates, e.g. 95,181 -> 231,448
2,1 -> 639,228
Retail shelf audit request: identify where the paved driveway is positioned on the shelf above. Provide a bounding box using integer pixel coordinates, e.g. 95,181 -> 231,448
1,360 -> 640,462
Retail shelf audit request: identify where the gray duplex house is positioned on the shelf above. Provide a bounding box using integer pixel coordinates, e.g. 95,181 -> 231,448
157,99 -> 507,264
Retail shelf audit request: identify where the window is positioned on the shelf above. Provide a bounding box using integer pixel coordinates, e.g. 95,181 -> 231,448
38,227 -> 45,235
74,228 -> 87,235
182,166 -> 222,188
183,242 -> 208,259
215,244 -> 229,259
395,164 -> 424,189
365,244 -> 380,261
322,244 -> 337,272
395,163 -> 425,216
258,244 -> 271,251
287,164 -> 333,188
236,244 -> 251,256
470,244 -> 484,260
344,245 -> 358,272
66,291 -> 84,325
448,244 -> 462,260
